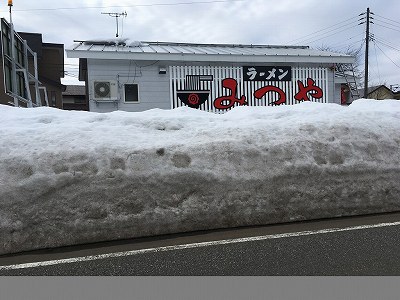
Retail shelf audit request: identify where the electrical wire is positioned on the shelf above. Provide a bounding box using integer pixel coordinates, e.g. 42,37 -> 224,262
328,33 -> 364,48
372,35 -> 400,49
374,14 -> 400,26
334,39 -> 365,52
287,15 -> 359,44
13,0 -> 247,12
295,23 -> 359,45
373,18 -> 400,30
372,39 -> 382,83
373,37 -> 400,53
374,41 -> 400,69
374,23 -> 400,34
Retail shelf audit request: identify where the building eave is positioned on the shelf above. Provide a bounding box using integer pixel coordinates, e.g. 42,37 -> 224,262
67,50 -> 355,64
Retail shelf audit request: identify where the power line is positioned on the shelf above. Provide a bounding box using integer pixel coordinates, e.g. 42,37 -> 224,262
296,23 -> 359,45
374,41 -> 400,69
374,14 -> 400,26
13,0 -> 246,12
373,36 -> 400,53
326,33 -> 364,49
373,18 -> 400,30
334,39 -> 365,52
372,37 -> 382,82
372,34 -> 400,46
374,23 -> 400,34
287,15 -> 359,44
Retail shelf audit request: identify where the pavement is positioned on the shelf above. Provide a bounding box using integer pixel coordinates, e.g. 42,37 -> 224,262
1,211 -> 400,275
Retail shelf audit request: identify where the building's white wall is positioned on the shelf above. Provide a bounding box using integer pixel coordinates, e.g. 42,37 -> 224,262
88,59 -> 171,112
328,71 -> 339,105
87,59 -> 338,112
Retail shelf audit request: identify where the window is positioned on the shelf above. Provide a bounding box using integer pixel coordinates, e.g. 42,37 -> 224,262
2,24 -> 11,56
16,72 -> 26,98
4,60 -> 12,92
124,84 -> 139,103
51,91 -> 57,107
15,38 -> 24,67
75,98 -> 86,104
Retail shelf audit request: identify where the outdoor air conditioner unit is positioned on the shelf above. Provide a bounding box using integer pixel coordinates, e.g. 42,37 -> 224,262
92,80 -> 118,100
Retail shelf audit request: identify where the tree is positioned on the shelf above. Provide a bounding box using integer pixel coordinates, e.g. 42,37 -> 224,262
317,44 -> 363,84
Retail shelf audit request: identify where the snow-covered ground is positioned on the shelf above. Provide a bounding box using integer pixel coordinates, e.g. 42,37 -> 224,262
1,100 -> 400,255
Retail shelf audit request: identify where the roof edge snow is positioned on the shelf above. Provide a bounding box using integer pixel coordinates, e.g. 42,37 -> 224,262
66,40 -> 355,64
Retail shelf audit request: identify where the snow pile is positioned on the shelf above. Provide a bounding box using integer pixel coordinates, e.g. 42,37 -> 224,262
1,100 -> 400,255
83,38 -> 129,46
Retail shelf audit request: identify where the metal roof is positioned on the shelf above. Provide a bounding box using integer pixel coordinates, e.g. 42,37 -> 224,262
62,85 -> 86,96
66,40 -> 355,64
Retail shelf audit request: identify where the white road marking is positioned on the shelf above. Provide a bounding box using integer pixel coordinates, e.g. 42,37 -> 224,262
1,220 -> 400,271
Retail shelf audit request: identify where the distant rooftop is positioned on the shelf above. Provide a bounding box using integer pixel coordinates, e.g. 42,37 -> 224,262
62,85 -> 85,96
66,39 -> 355,64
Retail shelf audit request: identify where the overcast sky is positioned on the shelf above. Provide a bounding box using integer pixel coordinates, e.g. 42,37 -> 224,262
1,0 -> 399,88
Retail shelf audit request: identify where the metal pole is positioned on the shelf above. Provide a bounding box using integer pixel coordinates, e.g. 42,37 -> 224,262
33,52 -> 41,106
101,12 -> 127,38
364,7 -> 370,99
115,15 -> 119,37
22,40 -> 33,108
9,5 -> 19,106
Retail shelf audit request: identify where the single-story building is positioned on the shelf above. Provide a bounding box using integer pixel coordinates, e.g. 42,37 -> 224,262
62,84 -> 88,111
360,85 -> 400,100
66,39 -> 356,113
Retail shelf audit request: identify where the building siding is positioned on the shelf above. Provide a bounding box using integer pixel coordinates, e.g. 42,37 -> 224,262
87,59 -> 339,113
87,59 -> 170,112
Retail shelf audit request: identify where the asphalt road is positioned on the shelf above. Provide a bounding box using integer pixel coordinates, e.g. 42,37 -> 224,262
2,212 -> 400,275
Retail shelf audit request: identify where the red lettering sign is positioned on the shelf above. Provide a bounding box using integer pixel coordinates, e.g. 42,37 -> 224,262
254,85 -> 287,106
214,78 -> 247,110
294,78 -> 324,102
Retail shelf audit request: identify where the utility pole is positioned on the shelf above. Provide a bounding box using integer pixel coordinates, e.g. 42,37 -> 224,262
101,11 -> 127,38
359,7 -> 374,98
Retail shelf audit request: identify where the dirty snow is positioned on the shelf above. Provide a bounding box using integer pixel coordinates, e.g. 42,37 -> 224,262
1,99 -> 400,254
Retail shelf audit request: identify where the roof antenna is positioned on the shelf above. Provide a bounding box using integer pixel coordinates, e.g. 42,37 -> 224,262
101,11 -> 127,38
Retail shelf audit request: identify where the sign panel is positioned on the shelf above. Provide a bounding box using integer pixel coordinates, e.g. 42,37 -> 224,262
390,84 -> 400,93
170,66 -> 329,113
243,66 -> 292,81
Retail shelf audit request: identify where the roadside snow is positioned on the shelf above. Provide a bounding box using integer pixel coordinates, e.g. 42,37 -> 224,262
1,99 -> 400,254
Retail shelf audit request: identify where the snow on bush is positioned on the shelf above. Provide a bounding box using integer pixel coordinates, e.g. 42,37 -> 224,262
0,99 -> 400,254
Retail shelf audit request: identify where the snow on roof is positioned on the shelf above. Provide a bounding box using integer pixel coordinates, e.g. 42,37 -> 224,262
82,38 -> 129,46
66,40 -> 355,64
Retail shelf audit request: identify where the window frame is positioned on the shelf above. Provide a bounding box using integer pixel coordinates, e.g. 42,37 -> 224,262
123,83 -> 140,103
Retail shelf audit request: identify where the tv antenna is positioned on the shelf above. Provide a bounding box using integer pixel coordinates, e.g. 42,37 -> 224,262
101,11 -> 127,37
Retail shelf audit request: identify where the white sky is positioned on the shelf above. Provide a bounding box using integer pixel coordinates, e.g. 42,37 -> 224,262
1,0 -> 399,87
